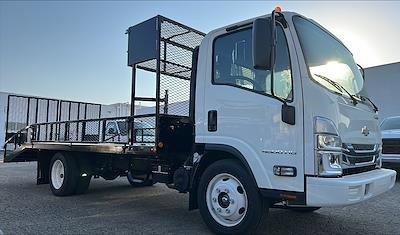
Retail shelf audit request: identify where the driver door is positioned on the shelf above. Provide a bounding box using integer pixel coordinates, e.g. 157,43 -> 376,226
202,24 -> 304,193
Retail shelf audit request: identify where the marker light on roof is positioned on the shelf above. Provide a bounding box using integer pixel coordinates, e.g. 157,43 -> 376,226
274,6 -> 282,13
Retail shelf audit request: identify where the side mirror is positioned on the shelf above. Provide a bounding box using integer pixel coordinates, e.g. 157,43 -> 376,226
282,103 -> 295,125
252,18 -> 273,70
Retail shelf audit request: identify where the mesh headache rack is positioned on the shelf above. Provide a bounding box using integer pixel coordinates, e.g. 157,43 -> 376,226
127,15 -> 205,144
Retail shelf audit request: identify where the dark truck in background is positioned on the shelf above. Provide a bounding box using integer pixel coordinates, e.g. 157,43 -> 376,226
381,116 -> 400,167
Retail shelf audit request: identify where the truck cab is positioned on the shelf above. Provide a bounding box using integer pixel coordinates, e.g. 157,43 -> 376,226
190,10 -> 396,233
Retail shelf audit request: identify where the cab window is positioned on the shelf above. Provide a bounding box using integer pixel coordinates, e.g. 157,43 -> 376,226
213,25 -> 292,100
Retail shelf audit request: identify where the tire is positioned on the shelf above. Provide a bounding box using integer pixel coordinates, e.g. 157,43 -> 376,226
198,159 -> 269,234
49,152 -> 79,196
288,206 -> 321,213
127,171 -> 154,187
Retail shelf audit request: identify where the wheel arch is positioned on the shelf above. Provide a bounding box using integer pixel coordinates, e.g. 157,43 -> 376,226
189,144 -> 259,210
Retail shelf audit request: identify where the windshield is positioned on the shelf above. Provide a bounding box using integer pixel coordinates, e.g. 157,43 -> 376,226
381,117 -> 400,130
293,16 -> 364,95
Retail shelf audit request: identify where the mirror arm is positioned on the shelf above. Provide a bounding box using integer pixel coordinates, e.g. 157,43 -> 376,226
275,12 -> 288,28
270,10 -> 295,125
270,9 -> 277,97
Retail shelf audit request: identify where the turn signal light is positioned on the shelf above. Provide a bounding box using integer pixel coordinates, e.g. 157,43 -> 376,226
273,165 -> 296,177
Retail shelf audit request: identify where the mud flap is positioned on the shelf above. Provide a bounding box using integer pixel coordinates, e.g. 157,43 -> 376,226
37,156 -> 50,185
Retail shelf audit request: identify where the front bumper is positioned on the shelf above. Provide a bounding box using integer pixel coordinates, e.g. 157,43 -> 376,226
307,169 -> 396,207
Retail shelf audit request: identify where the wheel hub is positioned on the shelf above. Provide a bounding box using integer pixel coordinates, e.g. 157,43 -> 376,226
206,173 -> 248,227
218,192 -> 230,208
51,159 -> 65,190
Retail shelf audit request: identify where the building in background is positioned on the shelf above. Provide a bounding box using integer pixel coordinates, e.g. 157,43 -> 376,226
0,92 -> 8,150
101,102 -> 130,118
364,62 -> 400,121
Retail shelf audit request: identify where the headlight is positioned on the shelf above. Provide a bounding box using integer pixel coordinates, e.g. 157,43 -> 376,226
314,117 -> 342,177
317,135 -> 341,151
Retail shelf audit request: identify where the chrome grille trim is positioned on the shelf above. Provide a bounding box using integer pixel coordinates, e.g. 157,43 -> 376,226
342,143 -> 379,155
342,153 -> 376,166
341,143 -> 379,174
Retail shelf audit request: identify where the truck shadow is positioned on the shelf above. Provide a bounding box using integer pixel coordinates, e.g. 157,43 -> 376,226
263,209 -> 366,234
78,181 -> 394,234
2,164 -> 397,234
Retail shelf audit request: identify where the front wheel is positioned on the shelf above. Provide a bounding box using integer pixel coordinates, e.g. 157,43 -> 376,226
198,159 -> 269,234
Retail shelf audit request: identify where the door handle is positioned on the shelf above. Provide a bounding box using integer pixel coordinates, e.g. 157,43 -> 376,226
208,110 -> 217,132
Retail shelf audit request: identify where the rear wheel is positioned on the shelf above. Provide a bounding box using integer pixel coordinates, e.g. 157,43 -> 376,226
198,159 -> 269,234
127,171 -> 154,187
49,152 -> 79,196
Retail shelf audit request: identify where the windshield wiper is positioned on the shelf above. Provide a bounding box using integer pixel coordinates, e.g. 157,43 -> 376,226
358,95 -> 379,112
313,73 -> 358,105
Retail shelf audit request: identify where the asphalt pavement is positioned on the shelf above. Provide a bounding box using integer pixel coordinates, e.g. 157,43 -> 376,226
0,161 -> 399,234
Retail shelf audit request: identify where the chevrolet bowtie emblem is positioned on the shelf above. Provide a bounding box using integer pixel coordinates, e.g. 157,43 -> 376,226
361,126 -> 370,136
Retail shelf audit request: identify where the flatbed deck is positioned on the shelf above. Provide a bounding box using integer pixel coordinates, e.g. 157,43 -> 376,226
3,112 -> 159,162
4,142 -> 157,162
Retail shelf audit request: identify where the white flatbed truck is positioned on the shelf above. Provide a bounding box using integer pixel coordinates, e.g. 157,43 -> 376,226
3,8 -> 396,234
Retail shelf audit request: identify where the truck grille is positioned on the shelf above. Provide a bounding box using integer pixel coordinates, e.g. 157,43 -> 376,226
343,155 -> 374,164
341,143 -> 378,175
382,138 -> 400,154
351,144 -> 375,151
342,154 -> 376,165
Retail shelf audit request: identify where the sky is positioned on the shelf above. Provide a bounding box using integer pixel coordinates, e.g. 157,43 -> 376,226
0,1 -> 399,105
